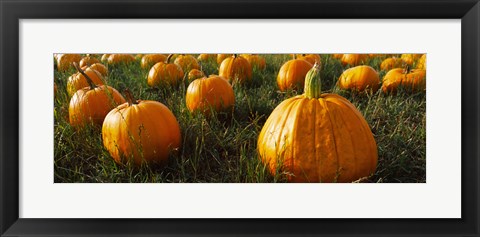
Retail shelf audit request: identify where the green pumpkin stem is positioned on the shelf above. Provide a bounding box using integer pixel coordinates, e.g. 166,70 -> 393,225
124,89 -> 137,106
73,62 -> 96,90
166,54 -> 173,64
304,63 -> 322,99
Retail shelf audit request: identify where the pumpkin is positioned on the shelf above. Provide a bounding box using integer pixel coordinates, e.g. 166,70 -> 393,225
258,64 -> 378,182
276,58 -> 313,91
294,54 -> 321,65
217,54 -> 233,65
241,54 -> 267,70
141,54 -> 167,69
174,54 -> 200,73
380,57 -> 404,71
56,54 -> 82,71
340,54 -> 368,67
134,54 -> 144,60
187,69 -> 205,82
382,67 -> 426,94
79,56 -> 100,68
68,63 -> 126,127
186,75 -> 235,116
102,90 -> 181,166
338,65 -> 380,92
101,54 -> 111,63
147,54 -> 184,87
400,54 -> 423,66
67,68 -> 105,97
81,63 -> 108,77
218,54 -> 252,84
332,54 -> 343,59
107,54 -> 135,65
416,54 -> 426,69
197,54 -> 217,63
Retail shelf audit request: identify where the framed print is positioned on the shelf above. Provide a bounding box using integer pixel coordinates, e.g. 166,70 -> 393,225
1,0 -> 479,236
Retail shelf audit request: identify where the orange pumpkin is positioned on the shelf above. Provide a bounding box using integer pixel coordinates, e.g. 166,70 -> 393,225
332,54 -> 343,59
186,75 -> 235,116
416,54 -> 426,69
67,68 -> 105,97
79,56 -> 100,68
295,54 -> 321,65
134,54 -> 144,60
56,54 -> 82,71
81,63 -> 108,77
382,67 -> 426,94
147,54 -> 184,87
276,59 -> 313,91
258,64 -> 378,182
400,54 -> 423,66
341,54 -> 368,67
197,54 -> 217,63
217,54 -> 233,65
380,57 -> 404,71
218,54 -> 252,84
338,65 -> 380,92
174,54 -> 200,73
241,54 -> 266,70
187,69 -> 205,82
68,63 -> 126,127
101,54 -> 111,63
141,54 -> 167,69
107,54 -> 135,65
102,90 -> 181,166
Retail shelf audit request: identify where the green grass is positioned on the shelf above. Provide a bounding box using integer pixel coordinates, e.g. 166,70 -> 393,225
54,54 -> 426,183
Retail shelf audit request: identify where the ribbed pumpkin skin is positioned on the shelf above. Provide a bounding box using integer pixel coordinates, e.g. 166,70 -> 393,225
174,55 -> 200,73
102,100 -> 181,166
57,54 -> 82,71
67,69 -> 105,96
81,63 -> 108,76
79,56 -> 100,68
101,54 -> 111,63
107,54 -> 135,65
338,65 -> 380,92
241,54 -> 267,70
382,68 -> 426,94
219,56 -> 252,84
400,54 -> 423,66
416,54 -> 426,69
217,54 -> 233,65
69,86 -> 126,127
141,54 -> 167,69
187,69 -> 205,82
186,75 -> 235,116
380,57 -> 404,71
147,62 -> 184,87
341,54 -> 368,67
276,59 -> 313,91
257,94 -> 378,182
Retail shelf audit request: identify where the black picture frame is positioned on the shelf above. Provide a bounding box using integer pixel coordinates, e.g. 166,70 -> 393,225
1,0 -> 479,236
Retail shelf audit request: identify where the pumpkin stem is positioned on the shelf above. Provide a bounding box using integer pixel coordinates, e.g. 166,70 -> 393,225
124,89 -> 137,106
167,54 -> 173,63
233,54 -> 237,59
304,62 -> 322,99
73,62 -> 96,90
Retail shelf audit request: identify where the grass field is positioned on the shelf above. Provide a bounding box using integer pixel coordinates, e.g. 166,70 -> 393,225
54,54 -> 426,183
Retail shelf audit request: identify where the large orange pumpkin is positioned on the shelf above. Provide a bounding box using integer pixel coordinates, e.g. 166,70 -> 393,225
186,75 -> 235,116
174,54 -> 200,73
107,54 -> 135,65
241,54 -> 266,70
102,90 -> 181,166
218,54 -> 252,84
340,54 -> 368,67
217,54 -> 233,65
258,64 -> 378,182
382,67 -> 426,93
338,65 -> 380,92
69,63 -> 126,127
141,54 -> 167,69
56,54 -> 82,71
67,68 -> 105,97
276,59 -> 313,91
147,54 -> 185,87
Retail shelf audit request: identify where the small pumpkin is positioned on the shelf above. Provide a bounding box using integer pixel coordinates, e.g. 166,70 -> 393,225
416,54 -> 426,69
81,63 -> 108,77
241,54 -> 267,70
67,68 -> 105,97
340,54 -> 368,67
338,65 -> 380,92
186,75 -> 235,116
147,54 -> 184,87
382,67 -> 426,94
217,54 -> 233,65
174,54 -> 200,73
258,64 -> 378,182
141,54 -> 167,69
101,54 -> 111,63
219,54 -> 252,84
102,90 -> 181,166
332,54 -> 343,59
380,57 -> 404,71
187,69 -> 205,82
79,56 -> 100,68
276,58 -> 313,91
56,54 -> 82,71
294,54 -> 321,65
197,54 -> 217,63
68,63 -> 126,127
400,54 -> 423,66
107,54 -> 135,65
